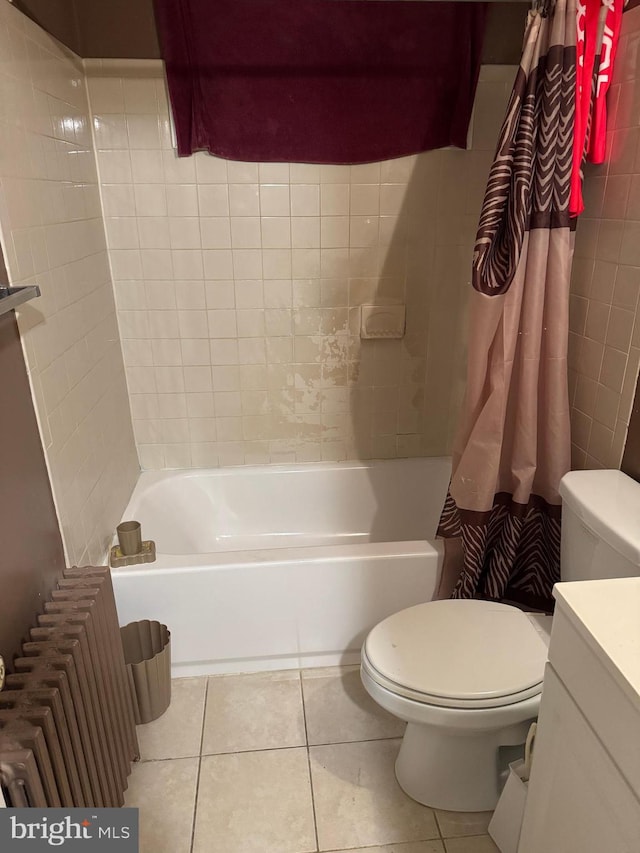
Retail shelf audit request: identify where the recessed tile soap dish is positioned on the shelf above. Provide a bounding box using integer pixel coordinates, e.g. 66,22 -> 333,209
360,304 -> 406,339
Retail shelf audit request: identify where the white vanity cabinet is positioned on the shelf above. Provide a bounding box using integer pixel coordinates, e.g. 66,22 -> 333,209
518,577 -> 640,853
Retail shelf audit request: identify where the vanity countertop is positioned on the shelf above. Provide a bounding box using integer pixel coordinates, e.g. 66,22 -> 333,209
553,577 -> 640,713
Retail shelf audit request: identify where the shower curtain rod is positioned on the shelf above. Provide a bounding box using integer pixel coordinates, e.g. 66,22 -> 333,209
331,0 -> 633,4
326,1 -> 535,3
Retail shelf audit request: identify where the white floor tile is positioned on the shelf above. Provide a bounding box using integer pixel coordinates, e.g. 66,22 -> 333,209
126,666 -> 498,853
444,836 -> 500,853
137,677 -> 207,760
435,810 -> 493,839
124,757 -> 198,853
202,670 -> 306,754
193,748 -> 316,853
302,665 -> 405,745
310,739 -> 439,851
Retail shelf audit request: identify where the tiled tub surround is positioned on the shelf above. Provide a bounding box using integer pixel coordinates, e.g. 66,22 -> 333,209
125,668 -> 499,853
568,5 -> 640,470
0,1 -> 139,563
87,62 -> 516,469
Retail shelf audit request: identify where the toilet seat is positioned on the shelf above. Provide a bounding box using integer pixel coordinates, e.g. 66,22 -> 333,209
363,600 -> 548,710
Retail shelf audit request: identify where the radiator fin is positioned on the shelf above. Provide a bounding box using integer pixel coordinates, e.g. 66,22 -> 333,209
0,566 -> 139,807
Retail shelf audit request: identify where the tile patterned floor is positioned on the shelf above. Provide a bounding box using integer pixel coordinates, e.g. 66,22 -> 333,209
124,665 -> 499,853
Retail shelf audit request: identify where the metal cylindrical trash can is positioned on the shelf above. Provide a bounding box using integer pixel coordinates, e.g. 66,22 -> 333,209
121,620 -> 171,724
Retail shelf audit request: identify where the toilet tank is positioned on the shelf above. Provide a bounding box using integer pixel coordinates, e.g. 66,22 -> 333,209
559,470 -> 640,582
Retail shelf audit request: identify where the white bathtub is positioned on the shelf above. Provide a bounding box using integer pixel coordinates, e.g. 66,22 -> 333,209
111,457 -> 450,676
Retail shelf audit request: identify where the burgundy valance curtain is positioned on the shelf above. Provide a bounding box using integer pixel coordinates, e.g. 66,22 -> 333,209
152,0 -> 487,163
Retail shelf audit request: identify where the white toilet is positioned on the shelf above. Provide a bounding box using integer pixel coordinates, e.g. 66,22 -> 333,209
361,469 -> 640,812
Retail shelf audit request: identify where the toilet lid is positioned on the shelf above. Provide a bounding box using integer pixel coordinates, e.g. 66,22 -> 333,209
364,600 -> 548,708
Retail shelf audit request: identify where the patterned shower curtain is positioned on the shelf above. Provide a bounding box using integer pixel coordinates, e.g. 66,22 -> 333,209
437,0 -> 577,609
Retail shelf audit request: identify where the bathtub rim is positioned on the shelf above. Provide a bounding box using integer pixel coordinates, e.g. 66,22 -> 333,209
129,455 -> 451,488
123,456 -> 453,521
109,537 -> 445,576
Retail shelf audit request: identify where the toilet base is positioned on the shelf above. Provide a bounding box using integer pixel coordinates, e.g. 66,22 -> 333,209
395,719 -> 534,812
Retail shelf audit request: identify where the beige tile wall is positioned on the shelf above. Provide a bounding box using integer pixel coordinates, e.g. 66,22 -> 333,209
87,62 -> 515,468
569,7 -> 640,470
5,0 -> 637,560
0,1 -> 139,563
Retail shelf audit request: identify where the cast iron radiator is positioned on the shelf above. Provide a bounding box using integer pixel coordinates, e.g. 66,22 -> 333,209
0,566 -> 139,807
